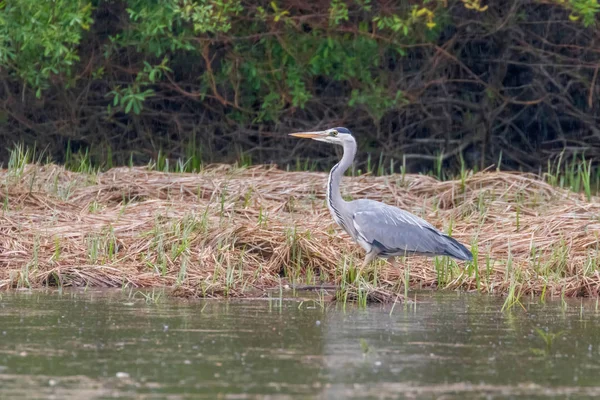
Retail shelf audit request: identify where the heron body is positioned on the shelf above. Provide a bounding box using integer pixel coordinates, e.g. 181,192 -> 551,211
290,127 -> 472,269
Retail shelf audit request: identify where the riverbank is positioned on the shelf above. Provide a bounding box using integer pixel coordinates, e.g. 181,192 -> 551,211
1,163 -> 599,304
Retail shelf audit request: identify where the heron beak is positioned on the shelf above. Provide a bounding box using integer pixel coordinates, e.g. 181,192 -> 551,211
289,131 -> 329,139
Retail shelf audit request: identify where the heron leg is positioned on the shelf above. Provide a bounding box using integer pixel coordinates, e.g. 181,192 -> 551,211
386,257 -> 403,281
358,250 -> 378,277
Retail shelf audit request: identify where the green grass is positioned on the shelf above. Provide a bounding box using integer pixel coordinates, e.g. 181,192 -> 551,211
131,288 -> 165,304
5,144 -> 600,198
531,328 -> 564,356
545,152 -> 599,198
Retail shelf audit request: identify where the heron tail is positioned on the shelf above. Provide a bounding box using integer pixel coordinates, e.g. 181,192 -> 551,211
441,234 -> 473,261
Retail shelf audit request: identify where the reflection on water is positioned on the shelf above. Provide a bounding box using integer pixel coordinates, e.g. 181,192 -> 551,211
1,290 -> 600,399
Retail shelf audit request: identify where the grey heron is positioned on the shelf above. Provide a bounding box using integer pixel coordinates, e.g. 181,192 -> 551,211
290,127 -> 473,270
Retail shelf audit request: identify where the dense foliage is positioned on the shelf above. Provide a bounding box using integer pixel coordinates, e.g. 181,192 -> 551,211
0,0 -> 599,172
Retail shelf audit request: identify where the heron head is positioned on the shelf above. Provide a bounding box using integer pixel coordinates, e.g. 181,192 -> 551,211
289,127 -> 353,145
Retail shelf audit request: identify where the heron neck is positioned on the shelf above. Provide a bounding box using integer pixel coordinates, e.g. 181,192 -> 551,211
327,139 -> 356,206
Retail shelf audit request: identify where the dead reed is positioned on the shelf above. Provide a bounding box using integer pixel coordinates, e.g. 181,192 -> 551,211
1,162 -> 599,302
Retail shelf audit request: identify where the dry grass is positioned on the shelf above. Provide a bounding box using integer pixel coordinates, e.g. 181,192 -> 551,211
1,163 -> 599,301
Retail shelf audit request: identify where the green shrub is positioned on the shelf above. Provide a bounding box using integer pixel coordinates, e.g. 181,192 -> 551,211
0,0 -> 599,173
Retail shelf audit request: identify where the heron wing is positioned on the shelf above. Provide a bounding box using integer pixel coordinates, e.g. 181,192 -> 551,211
351,203 -> 447,256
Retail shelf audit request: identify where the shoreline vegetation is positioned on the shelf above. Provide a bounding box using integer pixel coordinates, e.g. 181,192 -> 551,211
1,150 -> 600,307
3,1 -> 600,174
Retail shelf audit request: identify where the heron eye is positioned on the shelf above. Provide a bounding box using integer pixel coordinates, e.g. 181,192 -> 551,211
330,130 -> 338,136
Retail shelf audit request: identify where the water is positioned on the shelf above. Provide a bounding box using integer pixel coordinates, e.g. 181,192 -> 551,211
1,290 -> 600,399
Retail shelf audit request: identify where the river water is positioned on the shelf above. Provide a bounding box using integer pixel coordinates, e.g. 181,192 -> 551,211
1,290 -> 600,399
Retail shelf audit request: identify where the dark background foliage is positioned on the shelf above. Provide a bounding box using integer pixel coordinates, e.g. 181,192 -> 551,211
0,0 -> 599,174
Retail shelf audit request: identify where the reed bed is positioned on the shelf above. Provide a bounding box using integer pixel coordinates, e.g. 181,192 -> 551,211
1,162 -> 599,303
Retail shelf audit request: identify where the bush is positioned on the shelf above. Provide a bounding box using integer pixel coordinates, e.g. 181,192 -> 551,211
0,0 -> 599,173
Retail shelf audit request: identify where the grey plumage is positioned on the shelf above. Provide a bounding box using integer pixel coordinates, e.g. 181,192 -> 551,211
290,127 -> 472,269
351,200 -> 472,260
